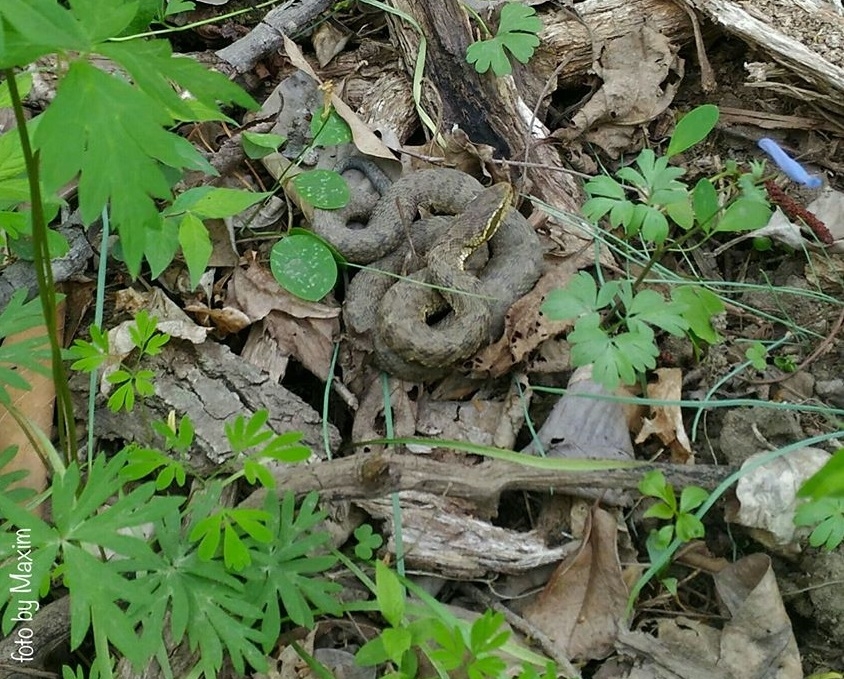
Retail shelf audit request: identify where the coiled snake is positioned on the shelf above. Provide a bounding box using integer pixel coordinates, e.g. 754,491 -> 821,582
312,165 -> 542,380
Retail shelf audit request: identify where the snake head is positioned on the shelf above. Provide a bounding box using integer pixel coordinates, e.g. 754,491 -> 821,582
460,182 -> 514,249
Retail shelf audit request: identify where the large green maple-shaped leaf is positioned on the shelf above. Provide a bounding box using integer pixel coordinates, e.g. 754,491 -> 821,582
33,60 -> 211,275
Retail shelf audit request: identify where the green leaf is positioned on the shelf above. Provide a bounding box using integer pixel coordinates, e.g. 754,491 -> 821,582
271,233 -> 337,301
465,2 -> 541,76
242,132 -> 286,159
672,286 -> 724,344
178,213 -> 212,290
260,432 -> 311,463
0,72 -> 32,109
639,471 -> 670,499
132,518 -> 268,677
243,458 -> 275,488
794,497 -> 842,526
569,314 -> 659,388
241,491 -> 341,635
69,0 -> 139,42
799,449 -> 844,500
229,508 -> 273,544
639,205 -> 669,243
609,199 -> 635,229
675,513 -> 705,542
144,217 -> 180,279
715,197 -> 772,233
810,516 -> 844,551
496,2 -> 542,50
585,174 -> 626,200
225,411 -> 273,452
582,196 -> 619,222
0,291 -> 50,403
98,40 -> 256,121
744,341 -> 768,371
353,524 -> 383,560
466,38 -> 511,77
33,61 -> 195,275
616,164 -> 648,190
310,106 -> 352,147
692,177 -> 719,231
612,328 -> 659,378
375,560 -> 406,628
292,169 -> 349,209
182,187 -> 271,220
356,636 -> 390,666
540,271 -> 598,321
664,198 -> 694,229
646,525 -> 674,560
164,0 -> 195,17
627,289 -> 689,336
222,522 -> 251,571
381,627 -> 412,664
666,104 -> 719,158
643,502 -> 675,520
0,0 -> 90,61
679,486 -> 708,513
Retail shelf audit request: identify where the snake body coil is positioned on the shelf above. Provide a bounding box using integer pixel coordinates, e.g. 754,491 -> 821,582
312,166 -> 542,380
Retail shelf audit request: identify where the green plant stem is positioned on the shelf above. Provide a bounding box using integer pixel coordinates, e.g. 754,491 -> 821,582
460,3 -> 494,39
5,68 -> 77,464
87,207 -> 110,469
530,384 -> 844,419
110,0 -> 283,41
323,342 -> 341,460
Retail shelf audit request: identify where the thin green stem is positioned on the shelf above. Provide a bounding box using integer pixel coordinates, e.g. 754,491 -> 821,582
109,0 -> 283,41
5,69 -> 77,464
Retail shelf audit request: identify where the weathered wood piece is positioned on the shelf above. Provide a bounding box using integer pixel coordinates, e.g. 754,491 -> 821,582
690,0 -> 844,107
215,0 -> 334,75
242,451 -> 734,509
71,340 -> 339,473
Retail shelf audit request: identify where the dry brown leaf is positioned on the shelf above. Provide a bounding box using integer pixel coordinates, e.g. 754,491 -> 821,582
615,554 -> 800,678
229,263 -> 339,321
714,554 -> 802,677
205,218 -> 239,268
634,367 -> 693,462
228,264 -> 340,380
312,22 -> 350,67
0,320 -> 58,498
554,25 -> 683,156
352,377 -> 417,452
183,304 -> 251,335
470,256 -> 583,377
523,505 -> 628,661
113,288 -> 210,343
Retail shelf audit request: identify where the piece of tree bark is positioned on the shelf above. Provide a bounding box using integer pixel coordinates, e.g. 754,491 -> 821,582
215,0 -> 334,75
70,340 -> 340,474
356,491 -> 582,578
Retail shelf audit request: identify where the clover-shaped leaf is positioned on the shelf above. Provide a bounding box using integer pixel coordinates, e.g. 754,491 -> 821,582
465,3 -> 541,77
